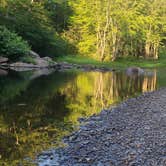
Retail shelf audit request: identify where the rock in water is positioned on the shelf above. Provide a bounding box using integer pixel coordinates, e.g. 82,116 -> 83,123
126,67 -> 144,76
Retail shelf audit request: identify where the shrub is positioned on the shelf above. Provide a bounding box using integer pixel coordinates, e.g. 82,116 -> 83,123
0,26 -> 30,61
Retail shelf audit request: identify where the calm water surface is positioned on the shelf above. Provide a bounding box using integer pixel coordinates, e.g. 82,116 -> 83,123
0,68 -> 166,165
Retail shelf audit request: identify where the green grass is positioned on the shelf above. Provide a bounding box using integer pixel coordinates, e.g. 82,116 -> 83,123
55,52 -> 166,69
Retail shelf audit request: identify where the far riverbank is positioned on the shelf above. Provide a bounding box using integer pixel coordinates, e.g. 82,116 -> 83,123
55,52 -> 166,69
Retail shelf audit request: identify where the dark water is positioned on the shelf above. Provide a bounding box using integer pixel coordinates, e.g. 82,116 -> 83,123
0,68 -> 166,165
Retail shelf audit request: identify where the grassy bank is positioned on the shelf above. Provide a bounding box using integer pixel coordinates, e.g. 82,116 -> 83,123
55,52 -> 166,69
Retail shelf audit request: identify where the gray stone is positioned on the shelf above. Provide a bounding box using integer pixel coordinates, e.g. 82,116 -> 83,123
10,62 -> 37,68
29,50 -> 40,58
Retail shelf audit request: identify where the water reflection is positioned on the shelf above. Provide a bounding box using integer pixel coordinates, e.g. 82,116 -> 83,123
60,70 -> 157,122
0,69 -> 160,165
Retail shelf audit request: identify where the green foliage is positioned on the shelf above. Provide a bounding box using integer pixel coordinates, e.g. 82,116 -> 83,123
0,0 -> 73,57
0,26 -> 30,60
43,0 -> 72,32
6,0 -> 57,57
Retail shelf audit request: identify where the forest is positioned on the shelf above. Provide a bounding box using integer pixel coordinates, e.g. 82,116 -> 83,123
0,0 -> 166,62
1,1 -> 166,165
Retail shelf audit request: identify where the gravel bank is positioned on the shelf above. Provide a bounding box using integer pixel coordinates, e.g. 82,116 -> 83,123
37,88 -> 166,166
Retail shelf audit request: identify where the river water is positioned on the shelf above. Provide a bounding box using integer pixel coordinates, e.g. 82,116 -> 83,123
0,68 -> 166,165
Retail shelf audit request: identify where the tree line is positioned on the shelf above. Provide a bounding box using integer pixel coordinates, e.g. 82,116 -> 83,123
0,0 -> 166,61
68,0 -> 166,61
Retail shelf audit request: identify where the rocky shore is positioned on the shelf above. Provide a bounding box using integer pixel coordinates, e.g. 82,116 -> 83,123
0,54 -> 114,73
37,88 -> 166,166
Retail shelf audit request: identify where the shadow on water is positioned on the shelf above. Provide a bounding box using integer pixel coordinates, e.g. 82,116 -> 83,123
0,68 -> 165,165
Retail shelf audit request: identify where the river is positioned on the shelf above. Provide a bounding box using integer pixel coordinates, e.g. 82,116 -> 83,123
0,68 -> 166,165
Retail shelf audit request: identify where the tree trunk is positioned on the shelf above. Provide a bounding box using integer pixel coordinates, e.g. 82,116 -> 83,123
145,41 -> 151,58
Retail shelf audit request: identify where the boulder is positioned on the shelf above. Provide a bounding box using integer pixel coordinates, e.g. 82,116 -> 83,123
10,62 -> 37,67
10,62 -> 38,69
42,57 -> 53,62
10,62 -> 38,71
33,57 -> 56,67
58,62 -> 73,69
10,56 -> 57,71
29,50 -> 40,58
0,57 -> 8,63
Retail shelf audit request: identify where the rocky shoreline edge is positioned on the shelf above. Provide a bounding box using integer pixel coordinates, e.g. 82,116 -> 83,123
36,88 -> 166,166
0,55 -> 114,73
